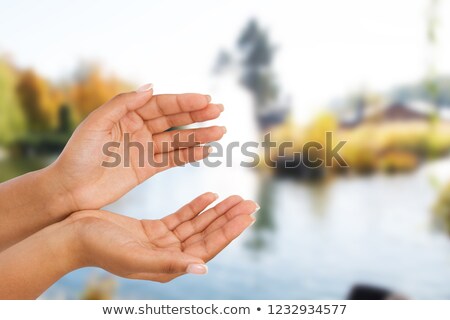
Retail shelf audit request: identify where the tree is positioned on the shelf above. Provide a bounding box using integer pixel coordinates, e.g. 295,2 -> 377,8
70,64 -> 128,119
57,103 -> 73,134
425,0 -> 441,106
16,69 -> 62,132
214,19 -> 281,129
237,19 -> 278,108
0,59 -> 26,145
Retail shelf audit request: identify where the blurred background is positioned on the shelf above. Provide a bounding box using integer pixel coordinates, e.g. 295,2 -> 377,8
2,0 -> 450,299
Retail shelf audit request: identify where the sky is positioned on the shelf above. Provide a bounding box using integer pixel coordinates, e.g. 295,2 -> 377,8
1,0 -> 450,126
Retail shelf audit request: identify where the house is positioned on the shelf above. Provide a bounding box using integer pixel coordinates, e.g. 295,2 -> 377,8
381,102 -> 430,122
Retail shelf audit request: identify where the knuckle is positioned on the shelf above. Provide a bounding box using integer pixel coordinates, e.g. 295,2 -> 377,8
113,92 -> 125,101
164,261 -> 178,274
112,92 -> 132,103
230,195 -> 244,202
212,126 -> 223,136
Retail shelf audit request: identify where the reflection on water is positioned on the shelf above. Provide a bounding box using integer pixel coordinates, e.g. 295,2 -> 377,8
40,160 -> 450,299
245,176 -> 276,252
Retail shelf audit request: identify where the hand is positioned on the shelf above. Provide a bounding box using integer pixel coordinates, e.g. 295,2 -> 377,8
0,86 -> 226,252
50,85 -> 226,212
70,193 -> 258,282
0,192 -> 257,299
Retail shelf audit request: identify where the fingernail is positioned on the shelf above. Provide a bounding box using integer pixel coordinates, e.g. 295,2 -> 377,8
250,203 -> 260,219
221,126 -> 227,134
136,83 -> 153,92
212,193 -> 219,199
250,217 -> 256,226
217,104 -> 224,112
205,95 -> 212,102
187,264 -> 208,275
207,146 -> 214,154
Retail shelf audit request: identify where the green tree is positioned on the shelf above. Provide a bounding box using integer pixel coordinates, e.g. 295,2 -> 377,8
237,20 -> 278,108
214,19 -> 280,129
425,0 -> 441,106
0,59 -> 26,146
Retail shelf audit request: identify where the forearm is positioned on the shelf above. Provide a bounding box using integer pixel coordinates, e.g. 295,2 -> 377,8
0,218 -> 80,299
0,164 -> 77,251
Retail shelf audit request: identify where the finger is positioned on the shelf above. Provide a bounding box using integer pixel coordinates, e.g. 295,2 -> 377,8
146,103 -> 223,133
173,195 -> 243,242
136,93 -> 211,120
86,86 -> 153,130
162,192 -> 218,230
152,146 -> 211,174
186,215 -> 255,261
127,272 -> 179,283
183,199 -> 257,246
152,126 -> 226,154
131,247 -> 206,275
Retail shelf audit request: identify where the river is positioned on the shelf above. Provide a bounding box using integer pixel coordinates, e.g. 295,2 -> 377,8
32,158 -> 450,299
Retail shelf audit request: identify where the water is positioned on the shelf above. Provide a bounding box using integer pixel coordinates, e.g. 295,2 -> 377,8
38,159 -> 450,299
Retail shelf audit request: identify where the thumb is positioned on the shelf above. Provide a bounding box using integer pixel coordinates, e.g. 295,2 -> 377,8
86,83 -> 154,130
135,249 -> 208,275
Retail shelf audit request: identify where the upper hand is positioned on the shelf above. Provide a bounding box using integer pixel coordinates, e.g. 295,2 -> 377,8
50,85 -> 226,211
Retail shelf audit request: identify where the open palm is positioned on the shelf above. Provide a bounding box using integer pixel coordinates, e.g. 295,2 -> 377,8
53,87 -> 226,211
72,193 -> 257,282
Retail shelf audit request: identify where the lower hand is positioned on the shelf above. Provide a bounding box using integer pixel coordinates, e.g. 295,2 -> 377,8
69,193 -> 258,283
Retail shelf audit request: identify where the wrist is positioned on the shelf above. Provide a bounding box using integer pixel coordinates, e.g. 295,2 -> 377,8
63,211 -> 102,268
49,218 -> 87,272
38,163 -> 79,221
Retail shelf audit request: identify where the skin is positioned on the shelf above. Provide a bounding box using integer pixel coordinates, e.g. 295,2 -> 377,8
0,87 -> 226,250
0,193 -> 257,299
0,86 -> 258,299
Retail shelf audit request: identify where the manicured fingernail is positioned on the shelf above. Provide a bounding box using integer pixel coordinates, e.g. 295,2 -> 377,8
207,146 -> 214,154
250,203 -> 260,219
136,83 -> 153,92
187,264 -> 208,275
213,193 -> 219,199
205,95 -> 212,102
221,126 -> 227,134
217,104 -> 224,112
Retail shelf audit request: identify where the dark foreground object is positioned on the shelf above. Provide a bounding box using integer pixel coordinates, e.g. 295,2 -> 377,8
348,284 -> 408,300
